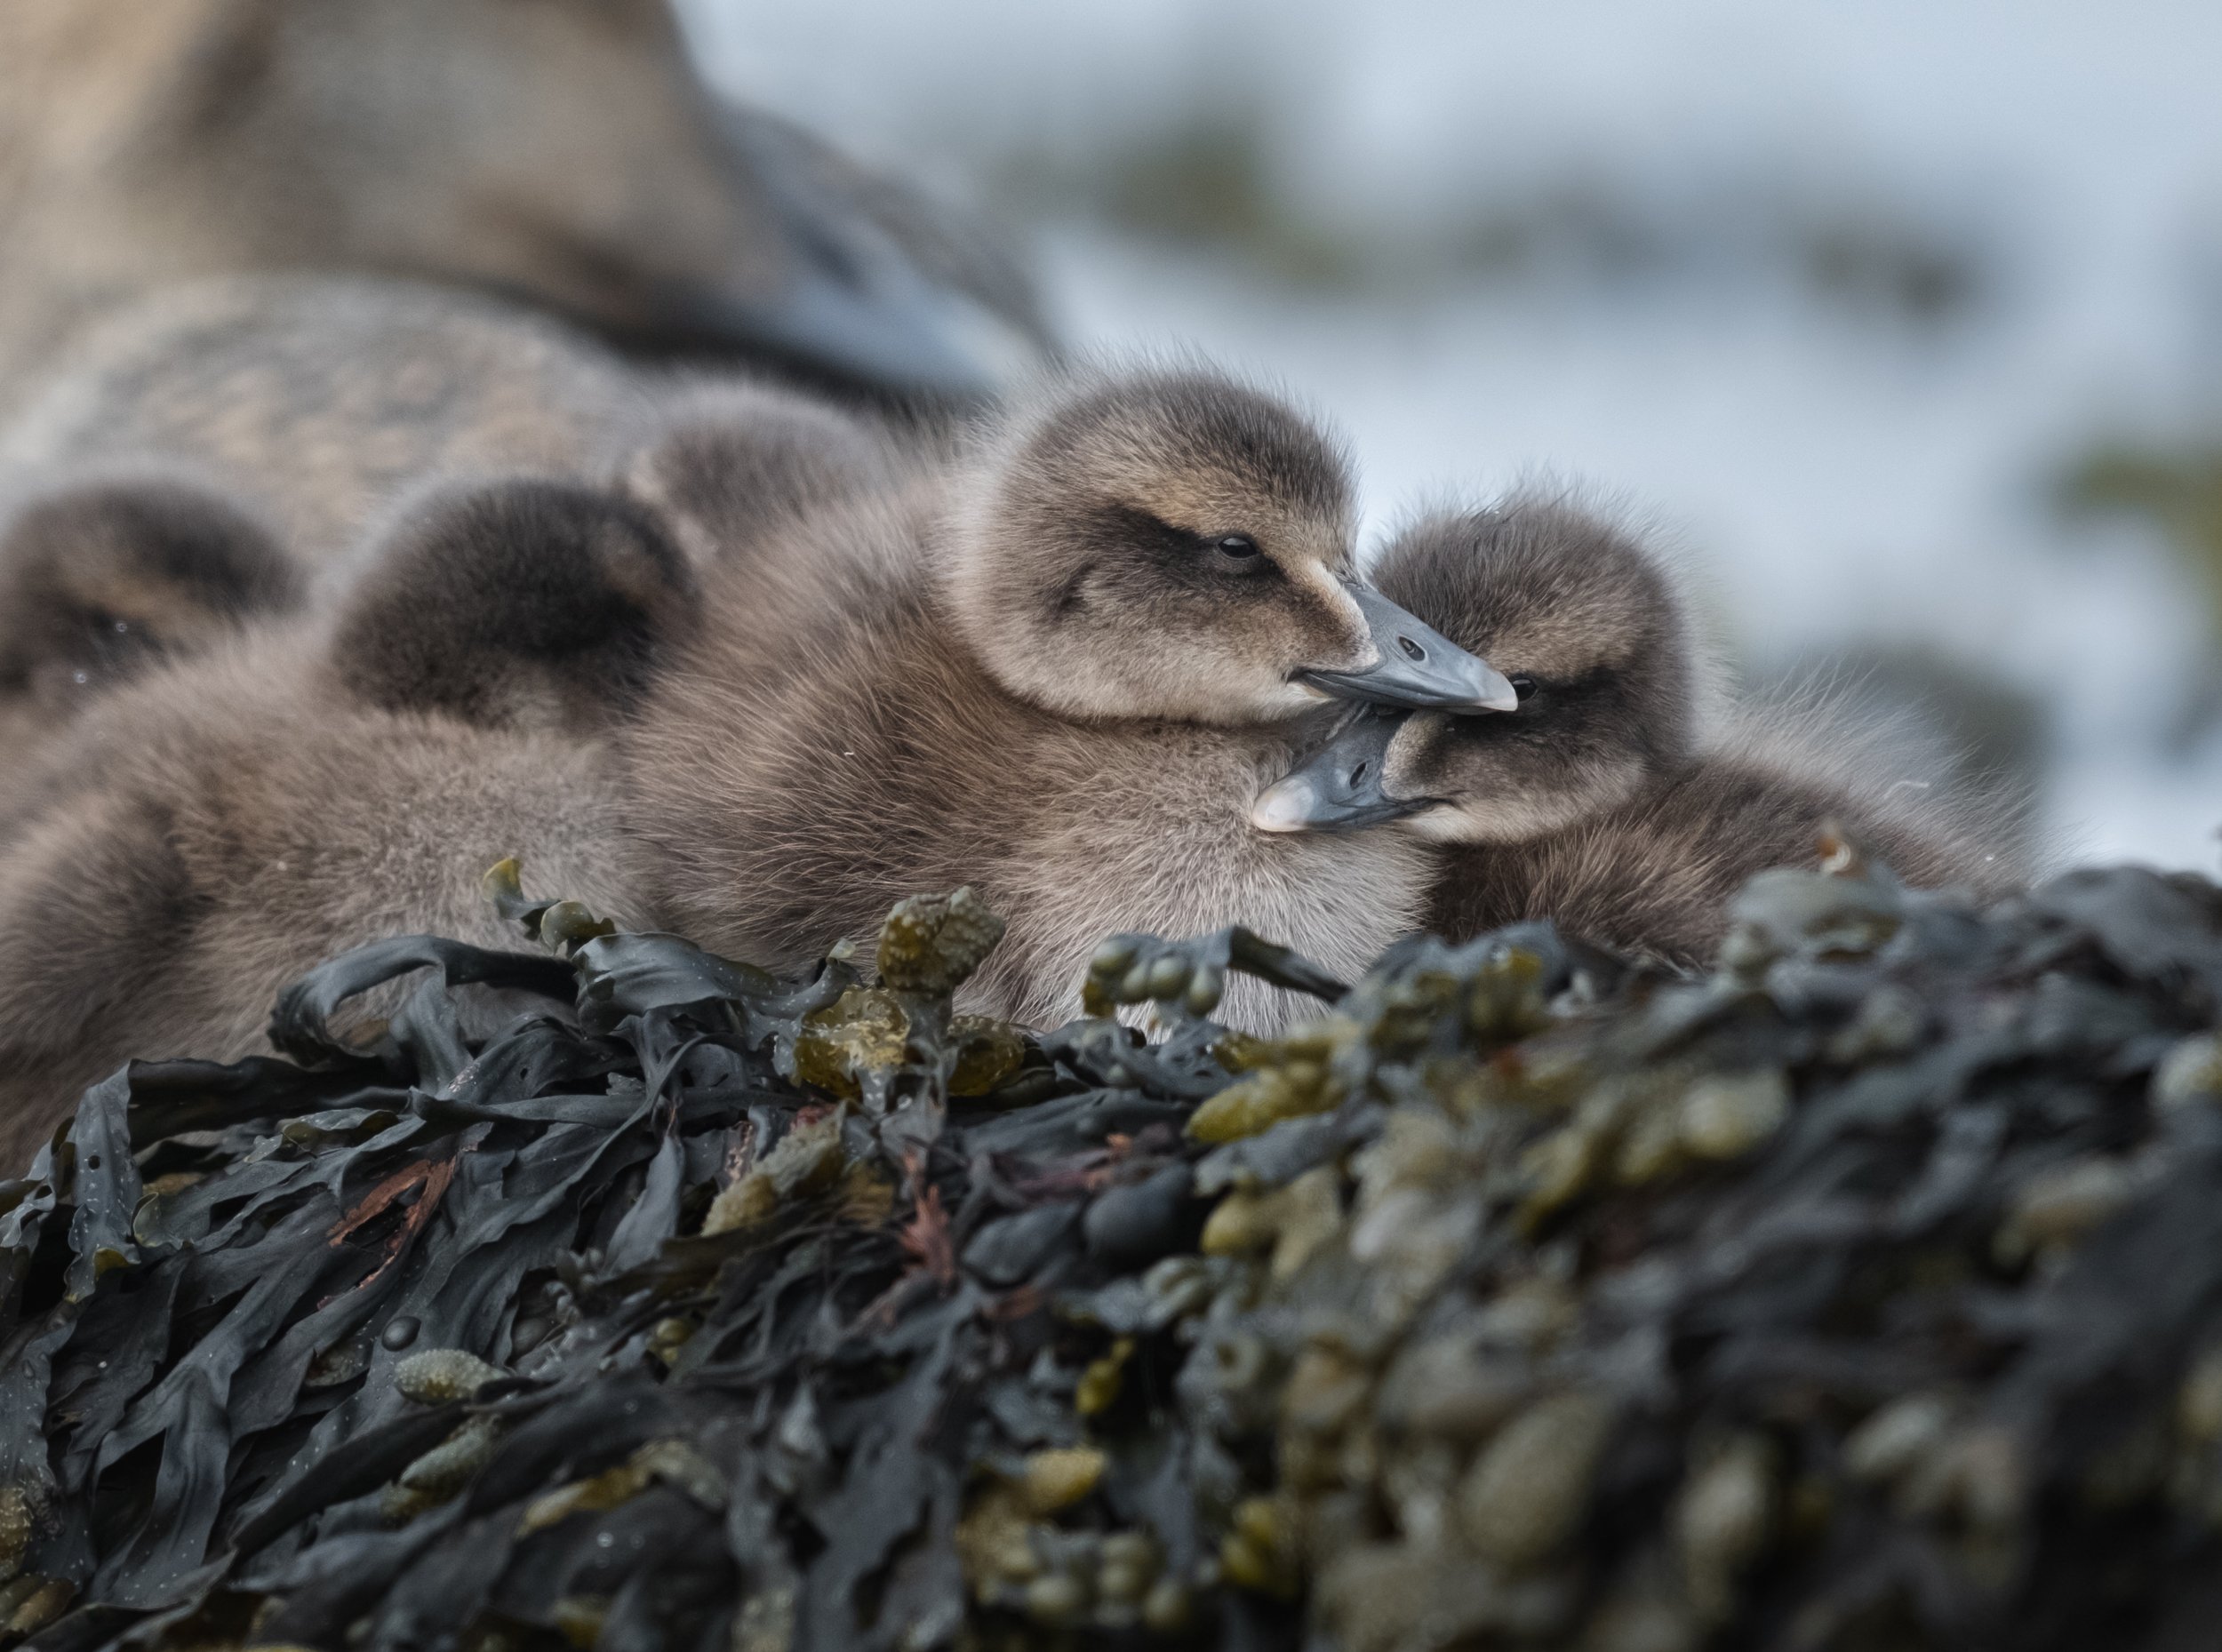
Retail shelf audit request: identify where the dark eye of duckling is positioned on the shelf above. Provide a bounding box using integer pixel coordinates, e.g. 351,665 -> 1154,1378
1508,674 -> 1538,702
1104,507 -> 1273,580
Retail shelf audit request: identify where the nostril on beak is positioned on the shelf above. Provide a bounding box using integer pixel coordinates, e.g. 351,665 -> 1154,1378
1350,760 -> 1370,785
1397,634 -> 1427,661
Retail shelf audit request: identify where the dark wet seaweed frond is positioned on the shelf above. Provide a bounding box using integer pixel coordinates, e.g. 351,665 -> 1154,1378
2,855 -> 2221,1650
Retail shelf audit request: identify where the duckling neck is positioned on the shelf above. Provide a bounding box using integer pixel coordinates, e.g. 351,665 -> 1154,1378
952,715 -> 1439,1032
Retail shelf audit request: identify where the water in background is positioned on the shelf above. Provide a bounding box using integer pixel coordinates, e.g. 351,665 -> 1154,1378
682,0 -> 2222,872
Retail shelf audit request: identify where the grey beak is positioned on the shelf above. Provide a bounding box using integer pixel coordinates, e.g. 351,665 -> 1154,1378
1295,581 -> 1522,713
1251,708 -> 1437,834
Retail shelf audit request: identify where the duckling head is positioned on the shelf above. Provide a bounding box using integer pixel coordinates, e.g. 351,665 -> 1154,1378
1252,500 -> 1698,840
330,477 -> 696,732
0,471 -> 301,709
942,367 -> 1516,725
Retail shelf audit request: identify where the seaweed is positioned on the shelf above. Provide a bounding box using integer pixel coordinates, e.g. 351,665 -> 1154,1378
2,850 -> 2219,1650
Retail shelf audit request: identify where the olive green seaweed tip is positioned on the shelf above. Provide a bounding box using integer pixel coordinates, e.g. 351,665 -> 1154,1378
394,1348 -> 506,1405
481,856 -> 525,907
875,886 -> 1007,994
538,898 -> 615,951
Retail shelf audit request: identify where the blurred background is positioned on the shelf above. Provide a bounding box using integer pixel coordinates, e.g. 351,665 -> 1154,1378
683,0 -> 2222,873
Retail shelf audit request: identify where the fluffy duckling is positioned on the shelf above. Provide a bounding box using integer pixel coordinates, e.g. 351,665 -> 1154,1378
1252,499 -> 2020,970
0,467 -> 301,793
0,475 -> 693,1164
624,366 -> 1519,1031
329,476 -> 697,733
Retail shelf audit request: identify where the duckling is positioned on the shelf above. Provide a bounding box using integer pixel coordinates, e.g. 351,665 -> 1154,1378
0,467 -> 300,792
0,0 -> 1047,411
623,365 -> 1519,1032
328,475 -> 698,733
1251,499 -> 2022,970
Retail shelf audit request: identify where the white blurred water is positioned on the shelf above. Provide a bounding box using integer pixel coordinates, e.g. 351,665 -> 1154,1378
683,0 -> 2222,872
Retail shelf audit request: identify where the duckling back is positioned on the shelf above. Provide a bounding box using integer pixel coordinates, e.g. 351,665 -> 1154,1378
0,279 -> 651,563
0,633 -> 651,1169
1432,728 -> 2025,971
1419,658 -> 2035,969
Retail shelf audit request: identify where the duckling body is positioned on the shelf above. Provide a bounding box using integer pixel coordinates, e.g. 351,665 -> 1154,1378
629,535 -> 1429,1030
1255,499 -> 2023,970
0,638 -> 648,1169
625,368 -> 1511,1031
1426,723 -> 2011,970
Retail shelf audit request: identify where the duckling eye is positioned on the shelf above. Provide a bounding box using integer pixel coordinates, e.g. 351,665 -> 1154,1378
1214,534 -> 1259,561
1508,674 -> 1538,702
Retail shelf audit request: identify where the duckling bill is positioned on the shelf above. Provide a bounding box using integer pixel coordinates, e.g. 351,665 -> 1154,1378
1293,583 -> 1520,712
1252,705 -> 1440,833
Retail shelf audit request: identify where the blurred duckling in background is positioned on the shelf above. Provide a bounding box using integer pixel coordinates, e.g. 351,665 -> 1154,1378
0,467 -> 300,794
625,364 -> 1518,1032
615,379 -> 914,571
0,475 -> 697,1166
330,476 -> 697,733
1252,499 -> 2022,970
